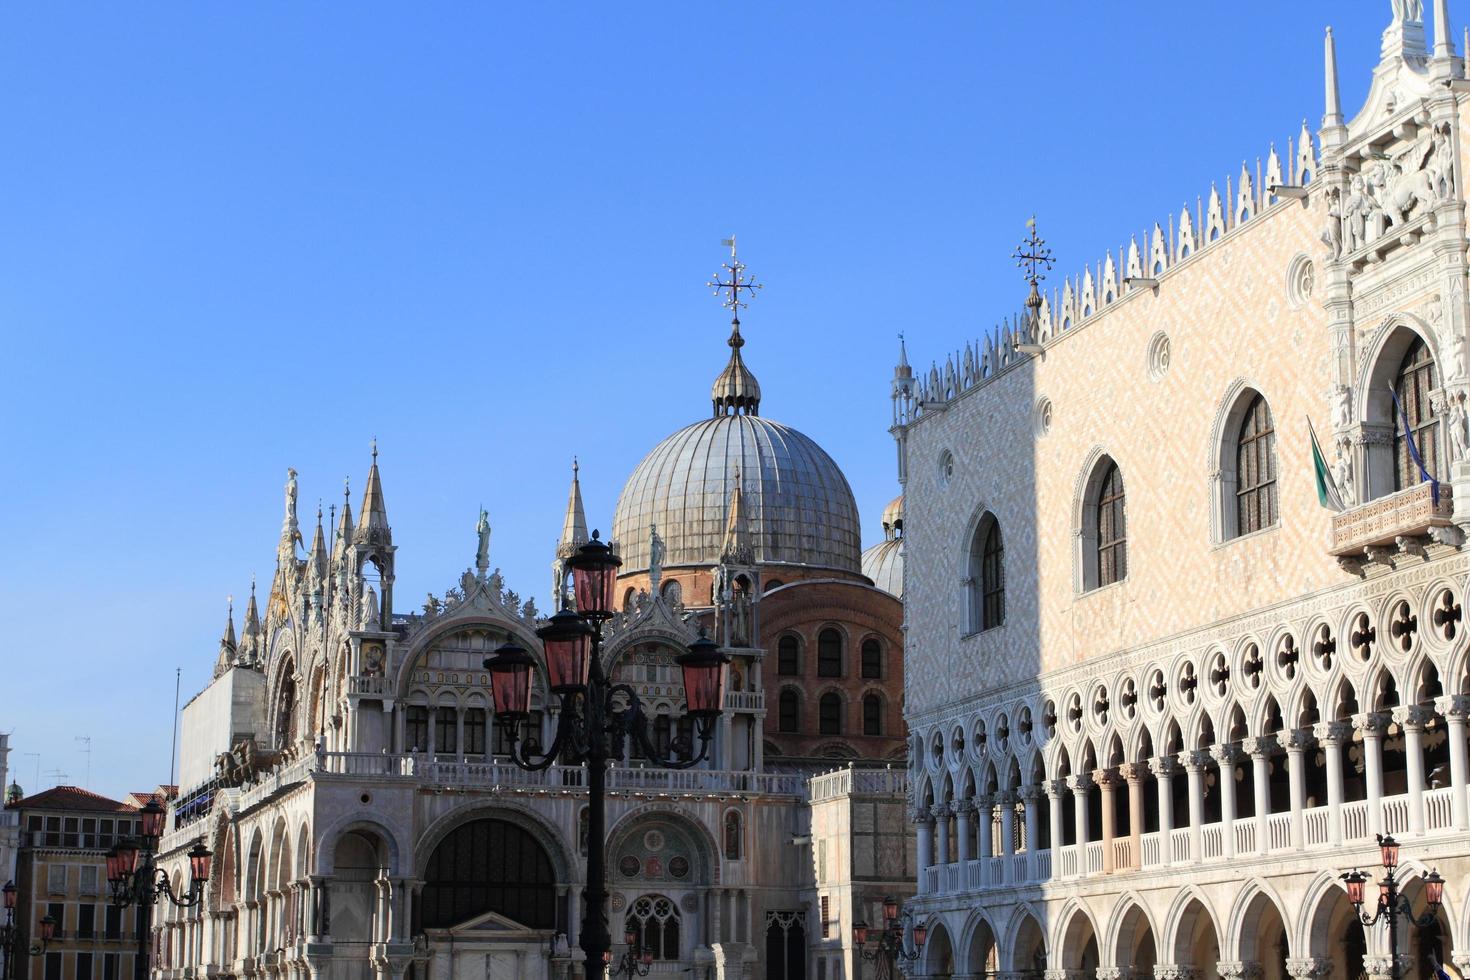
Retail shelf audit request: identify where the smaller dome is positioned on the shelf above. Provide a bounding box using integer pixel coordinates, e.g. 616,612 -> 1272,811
862,538 -> 903,599
881,494 -> 904,536
5,782 -> 22,804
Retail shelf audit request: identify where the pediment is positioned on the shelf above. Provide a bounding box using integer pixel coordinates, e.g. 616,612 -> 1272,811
425,907 -> 552,938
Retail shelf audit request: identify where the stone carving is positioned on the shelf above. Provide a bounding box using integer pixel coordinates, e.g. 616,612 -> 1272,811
213,738 -> 282,788
363,586 -> 380,630
1333,386 -> 1353,430
1344,176 -> 1373,252
1390,0 -> 1423,22
1334,446 -> 1356,506
648,523 -> 665,590
1322,189 -> 1343,259
475,509 -> 491,572
1449,398 -> 1469,463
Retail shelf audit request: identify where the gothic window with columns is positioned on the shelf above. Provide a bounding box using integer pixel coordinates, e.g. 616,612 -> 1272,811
1095,462 -> 1127,586
626,896 -> 681,961
1235,393 -> 1278,534
1394,336 -> 1439,491
966,513 -> 1004,632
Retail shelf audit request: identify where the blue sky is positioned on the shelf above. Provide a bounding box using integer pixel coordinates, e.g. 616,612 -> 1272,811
0,3 -> 1392,797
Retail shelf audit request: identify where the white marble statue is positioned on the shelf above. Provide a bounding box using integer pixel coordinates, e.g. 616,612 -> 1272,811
476,508 -> 492,568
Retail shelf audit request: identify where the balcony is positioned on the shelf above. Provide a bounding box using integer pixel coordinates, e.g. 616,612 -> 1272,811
1328,482 -> 1454,558
347,675 -> 388,697
724,690 -> 764,711
919,784 -> 1465,899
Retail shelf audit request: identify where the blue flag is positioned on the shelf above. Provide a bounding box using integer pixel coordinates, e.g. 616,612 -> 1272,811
1388,385 -> 1439,504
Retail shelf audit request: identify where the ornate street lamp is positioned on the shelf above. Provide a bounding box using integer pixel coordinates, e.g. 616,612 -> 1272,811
484,531 -> 728,980
604,928 -> 655,977
106,798 -> 212,980
1341,834 -> 1445,980
853,896 -> 926,980
1,880 -> 15,979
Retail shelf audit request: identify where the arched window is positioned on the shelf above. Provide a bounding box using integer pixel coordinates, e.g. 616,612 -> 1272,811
406,706 -> 429,752
723,811 -> 743,860
777,636 -> 800,676
778,691 -> 800,733
626,896 -> 681,961
1235,394 -> 1278,534
662,579 -> 683,606
434,707 -> 458,756
653,715 -> 672,757
817,629 -> 842,677
1095,462 -> 1127,587
966,515 -> 1004,632
1395,336 -> 1439,491
421,819 -> 556,929
862,694 -> 882,736
860,639 -> 882,679
819,693 -> 842,735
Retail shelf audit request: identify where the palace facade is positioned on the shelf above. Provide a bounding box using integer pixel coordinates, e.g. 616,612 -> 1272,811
899,5 -> 1470,980
147,311 -> 912,980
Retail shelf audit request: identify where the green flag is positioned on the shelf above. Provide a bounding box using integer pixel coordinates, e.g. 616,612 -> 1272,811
1308,416 -> 1346,512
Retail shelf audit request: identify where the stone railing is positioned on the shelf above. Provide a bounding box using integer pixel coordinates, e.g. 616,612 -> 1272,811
348,675 -> 389,697
724,690 -> 765,711
1328,482 -> 1455,557
808,765 -> 909,802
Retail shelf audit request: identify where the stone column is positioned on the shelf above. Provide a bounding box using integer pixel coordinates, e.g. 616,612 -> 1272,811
933,802 -> 952,866
1281,729 -> 1309,849
1069,773 -> 1094,873
1047,780 -> 1065,864
1243,736 -> 1274,855
1021,785 -> 1044,878
1395,705 -> 1430,836
1150,756 -> 1177,865
1121,762 -> 1144,871
1315,721 -> 1350,845
975,793 -> 994,871
999,791 -> 1017,859
1212,744 -> 1239,859
1437,695 -> 1470,830
1097,770 -> 1118,873
914,807 -> 934,894
1181,750 -> 1206,863
1355,712 -> 1387,836
955,798 -> 974,865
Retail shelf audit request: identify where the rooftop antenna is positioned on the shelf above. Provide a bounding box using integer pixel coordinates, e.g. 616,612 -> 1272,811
1012,216 -> 1053,357
44,768 -> 68,788
75,736 -> 91,790
168,667 -> 181,798
23,752 -> 39,790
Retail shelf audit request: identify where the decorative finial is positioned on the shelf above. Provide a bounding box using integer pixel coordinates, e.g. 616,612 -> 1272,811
316,500 -> 323,523
573,456 -> 579,478
250,574 -> 256,595
1014,217 -> 1055,316
371,438 -> 378,463
707,237 -> 762,326
227,594 -> 234,611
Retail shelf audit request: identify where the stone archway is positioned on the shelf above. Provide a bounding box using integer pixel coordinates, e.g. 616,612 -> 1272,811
1169,896 -> 1221,980
924,919 -> 955,979
1113,900 -> 1158,976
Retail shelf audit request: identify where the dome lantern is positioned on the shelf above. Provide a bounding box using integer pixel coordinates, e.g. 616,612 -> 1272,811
712,321 -> 762,417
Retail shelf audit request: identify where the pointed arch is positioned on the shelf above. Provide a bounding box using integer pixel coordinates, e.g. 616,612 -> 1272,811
1001,903 -> 1048,973
1103,892 -> 1161,970
1209,380 -> 1280,542
1051,897 -> 1102,971
1225,877 -> 1294,962
1163,886 -> 1223,965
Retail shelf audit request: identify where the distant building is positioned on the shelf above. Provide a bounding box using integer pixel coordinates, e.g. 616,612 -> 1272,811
6,787 -> 147,980
0,735 -> 20,896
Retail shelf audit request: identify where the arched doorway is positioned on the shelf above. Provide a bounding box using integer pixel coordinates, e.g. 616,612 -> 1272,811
1010,911 -> 1047,979
1171,898 -> 1221,980
965,916 -> 997,977
1115,901 -> 1158,976
327,829 -> 391,977
924,920 -> 955,979
1059,905 -> 1100,977
764,910 -> 805,980
1236,890 -> 1289,980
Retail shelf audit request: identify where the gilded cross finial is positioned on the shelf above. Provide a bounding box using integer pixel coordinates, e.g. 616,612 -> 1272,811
707,236 -> 762,324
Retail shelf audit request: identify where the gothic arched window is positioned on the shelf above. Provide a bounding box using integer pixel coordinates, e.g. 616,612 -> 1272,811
626,896 -> 681,961
1395,336 -> 1440,491
862,694 -> 882,736
817,629 -> 842,678
1235,393 -> 1278,534
778,691 -> 800,733
860,639 -> 882,679
819,693 -> 842,735
406,706 -> 429,753
1095,462 -> 1127,587
777,636 -> 800,676
723,811 -> 743,860
966,515 -> 1004,632
421,819 -> 556,929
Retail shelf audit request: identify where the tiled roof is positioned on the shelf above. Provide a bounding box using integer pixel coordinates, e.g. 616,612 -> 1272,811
5,786 -> 137,813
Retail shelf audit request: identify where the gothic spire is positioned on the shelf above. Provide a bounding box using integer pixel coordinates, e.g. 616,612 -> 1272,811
310,502 -> 328,583
334,478 -> 353,563
242,576 -> 260,638
215,596 -> 237,678
720,467 -> 754,565
355,440 -> 391,546
1324,27 -> 1344,130
557,458 -> 589,559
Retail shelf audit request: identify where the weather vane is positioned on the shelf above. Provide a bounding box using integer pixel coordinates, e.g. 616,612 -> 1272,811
707,235 -> 762,323
1013,216 -> 1054,322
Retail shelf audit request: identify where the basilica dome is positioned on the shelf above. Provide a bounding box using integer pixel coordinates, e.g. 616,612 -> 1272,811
611,322 -> 862,576
861,494 -> 904,598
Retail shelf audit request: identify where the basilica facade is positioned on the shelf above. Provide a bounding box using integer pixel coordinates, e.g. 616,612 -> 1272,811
898,5 -> 1470,980
148,311 -> 912,980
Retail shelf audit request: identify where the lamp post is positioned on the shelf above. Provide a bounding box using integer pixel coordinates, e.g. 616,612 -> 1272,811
483,531 -> 728,980
1340,834 -> 1446,980
853,896 -> 926,980
605,928 -> 655,977
104,797 -> 212,980
1,881 -> 14,978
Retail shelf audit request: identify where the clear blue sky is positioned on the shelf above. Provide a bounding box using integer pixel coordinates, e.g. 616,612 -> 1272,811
1,3 -> 1391,797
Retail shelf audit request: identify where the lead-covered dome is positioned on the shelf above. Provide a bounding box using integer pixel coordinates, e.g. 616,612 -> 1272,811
612,317 -> 861,576
613,415 -> 862,574
862,494 -> 904,598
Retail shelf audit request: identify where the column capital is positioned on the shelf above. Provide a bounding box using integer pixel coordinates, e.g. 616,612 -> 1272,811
994,789 -> 1018,806
1097,968 -> 1137,980
1435,694 -> 1470,720
1451,951 -> 1470,977
1118,762 -> 1147,783
1047,778 -> 1068,799
911,806 -> 934,826
1149,756 -> 1179,778
1285,957 -> 1333,980
1068,772 -> 1095,794
1179,749 -> 1209,772
1020,783 -> 1047,803
1241,736 -> 1276,758
953,798 -> 977,816
1216,962 -> 1263,980
931,802 -> 953,820
1392,704 -> 1433,730
1094,768 -> 1124,789
975,792 -> 996,809
1210,743 -> 1240,765
1279,728 -> 1313,752
1353,711 -> 1387,736
1312,720 -> 1353,744
1154,966 -> 1201,980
